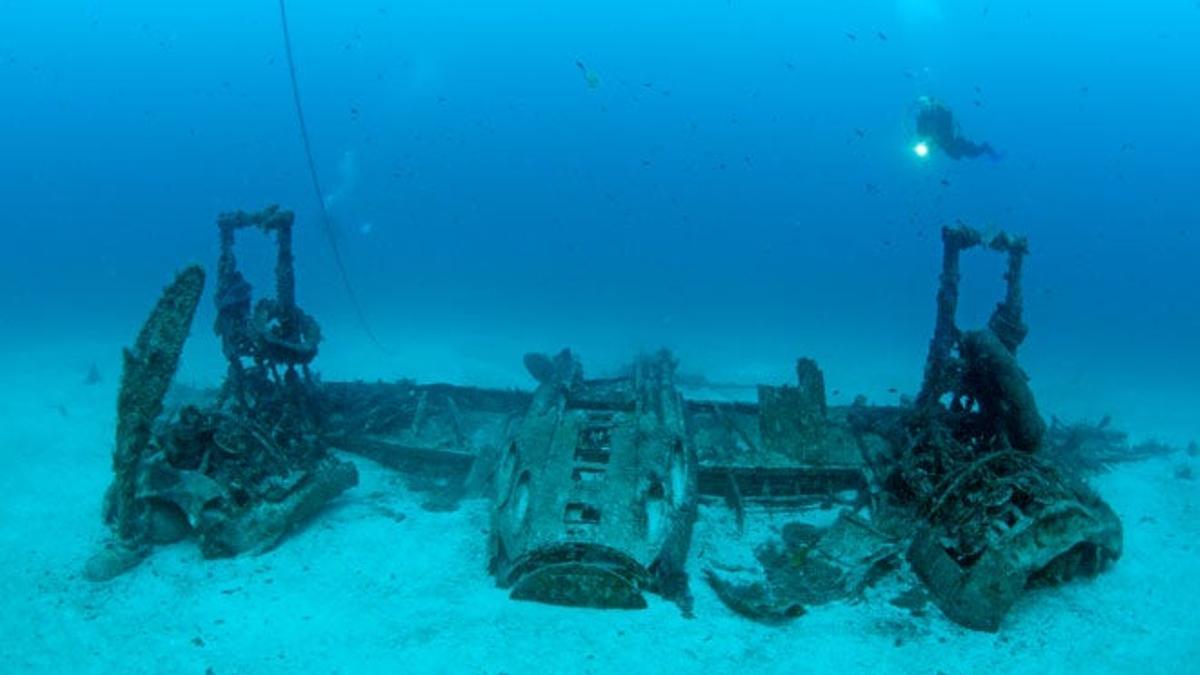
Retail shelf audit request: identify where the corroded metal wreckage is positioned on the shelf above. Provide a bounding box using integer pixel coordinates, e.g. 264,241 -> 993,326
86,207 -> 357,581
889,225 -> 1123,631
86,207 -> 1133,633
488,349 -> 697,610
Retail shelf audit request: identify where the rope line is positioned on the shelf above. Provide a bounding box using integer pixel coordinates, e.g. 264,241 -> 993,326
278,0 -> 386,352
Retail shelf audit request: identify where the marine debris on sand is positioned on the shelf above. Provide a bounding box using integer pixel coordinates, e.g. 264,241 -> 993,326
86,207 -> 1133,634
1044,415 -> 1177,473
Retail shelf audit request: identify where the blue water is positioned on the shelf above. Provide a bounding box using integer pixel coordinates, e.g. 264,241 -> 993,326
2,0 -> 1197,437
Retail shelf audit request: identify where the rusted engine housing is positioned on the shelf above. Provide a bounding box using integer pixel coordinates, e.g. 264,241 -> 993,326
909,487 -> 1122,632
897,226 -> 1124,631
489,351 -> 697,609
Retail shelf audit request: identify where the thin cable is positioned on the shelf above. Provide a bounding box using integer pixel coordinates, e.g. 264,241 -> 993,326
278,0 -> 387,352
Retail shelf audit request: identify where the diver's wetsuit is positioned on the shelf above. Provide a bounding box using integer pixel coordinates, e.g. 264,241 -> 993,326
916,99 -> 1000,160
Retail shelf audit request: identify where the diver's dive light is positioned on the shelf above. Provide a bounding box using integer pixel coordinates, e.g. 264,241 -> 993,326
913,141 -> 930,158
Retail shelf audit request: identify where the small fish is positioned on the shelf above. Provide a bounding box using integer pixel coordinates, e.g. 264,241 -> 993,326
876,31 -> 888,42
844,31 -> 858,42
854,128 -> 866,138
575,60 -> 601,89
940,178 -> 951,187
641,82 -> 671,97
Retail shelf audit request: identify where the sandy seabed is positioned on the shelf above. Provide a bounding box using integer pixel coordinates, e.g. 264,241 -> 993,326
2,334 -> 1197,675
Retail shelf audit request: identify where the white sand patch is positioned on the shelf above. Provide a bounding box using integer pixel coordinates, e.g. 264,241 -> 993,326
1,333 -> 1197,674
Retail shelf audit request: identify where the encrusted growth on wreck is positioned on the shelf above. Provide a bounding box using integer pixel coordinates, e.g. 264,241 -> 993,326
86,265 -> 206,581
889,225 -> 1122,631
215,205 -> 322,417
489,349 -> 698,611
87,208 -> 357,581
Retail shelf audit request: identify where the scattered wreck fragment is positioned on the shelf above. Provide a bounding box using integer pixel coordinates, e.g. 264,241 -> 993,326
689,357 -> 875,515
694,359 -> 899,623
704,511 -> 901,624
1043,415 -> 1177,473
886,225 -> 1123,631
318,380 -> 529,511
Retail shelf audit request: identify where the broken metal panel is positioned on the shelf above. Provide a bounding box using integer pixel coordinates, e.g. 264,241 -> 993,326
696,466 -> 865,510
490,350 -> 697,609
319,382 -> 527,475
686,400 -> 762,466
688,392 -> 840,470
317,380 -> 531,510
685,359 -> 873,510
687,360 -> 865,470
759,357 -> 827,460
704,510 -> 901,624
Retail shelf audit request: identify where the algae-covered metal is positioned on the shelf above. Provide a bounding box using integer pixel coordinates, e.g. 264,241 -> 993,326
489,350 -> 697,609
894,225 -> 1123,631
85,265 -> 206,582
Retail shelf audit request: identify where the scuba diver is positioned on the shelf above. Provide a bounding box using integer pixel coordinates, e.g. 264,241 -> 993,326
914,96 -> 1000,161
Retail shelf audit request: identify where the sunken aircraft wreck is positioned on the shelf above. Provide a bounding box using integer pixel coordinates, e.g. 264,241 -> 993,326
85,205 -> 1135,632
